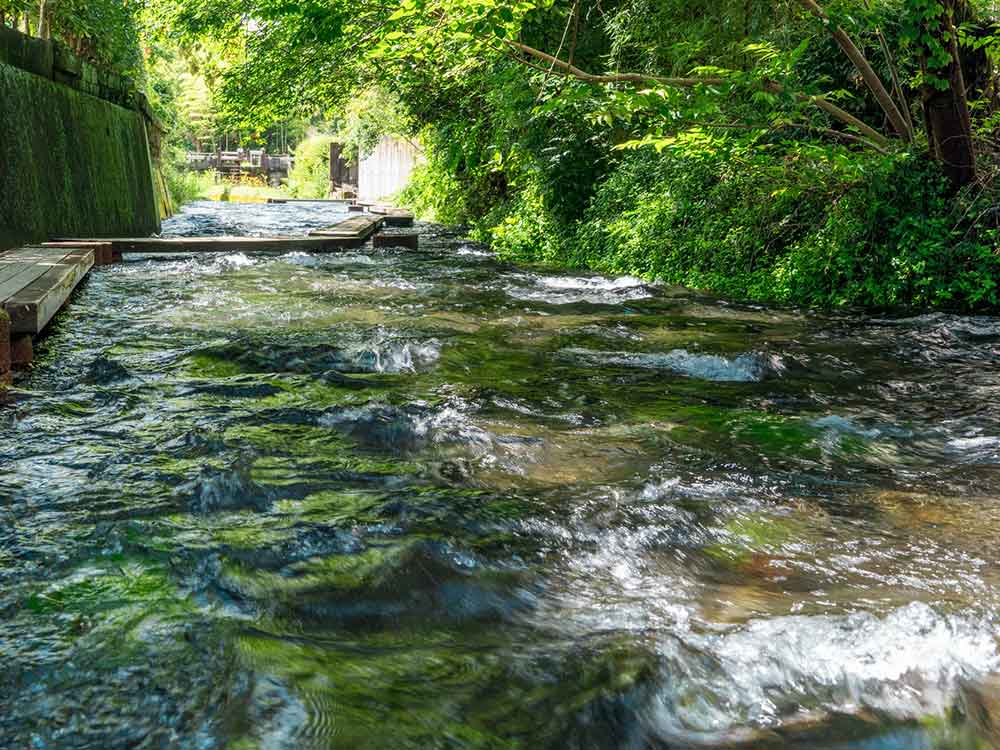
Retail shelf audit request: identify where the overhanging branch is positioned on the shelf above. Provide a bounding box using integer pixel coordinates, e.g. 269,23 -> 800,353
505,41 -> 727,87
793,0 -> 913,141
505,40 -> 890,148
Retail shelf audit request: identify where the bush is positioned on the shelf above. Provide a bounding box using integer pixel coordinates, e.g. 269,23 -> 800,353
482,143 -> 999,312
287,134 -> 335,198
163,158 -> 213,208
398,160 -> 470,225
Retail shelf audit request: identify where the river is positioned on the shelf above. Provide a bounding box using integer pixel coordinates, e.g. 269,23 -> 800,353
1,200 -> 999,748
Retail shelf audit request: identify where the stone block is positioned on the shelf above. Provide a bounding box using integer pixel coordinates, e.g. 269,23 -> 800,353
373,233 -> 418,250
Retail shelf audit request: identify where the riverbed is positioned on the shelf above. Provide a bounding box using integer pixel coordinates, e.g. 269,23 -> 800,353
1,200 -> 999,748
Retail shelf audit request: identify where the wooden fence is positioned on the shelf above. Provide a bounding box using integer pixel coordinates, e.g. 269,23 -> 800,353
358,137 -> 422,202
184,150 -> 293,185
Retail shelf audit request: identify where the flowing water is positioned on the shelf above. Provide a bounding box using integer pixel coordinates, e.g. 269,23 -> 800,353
2,200 -> 1000,749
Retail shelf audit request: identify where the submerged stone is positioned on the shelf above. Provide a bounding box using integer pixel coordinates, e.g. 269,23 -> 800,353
177,462 -> 275,513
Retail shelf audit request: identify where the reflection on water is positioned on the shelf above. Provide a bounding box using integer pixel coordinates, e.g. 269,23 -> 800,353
1,200 -> 999,748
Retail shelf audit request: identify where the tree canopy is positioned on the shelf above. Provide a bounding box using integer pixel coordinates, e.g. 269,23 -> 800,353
3,0 -> 999,309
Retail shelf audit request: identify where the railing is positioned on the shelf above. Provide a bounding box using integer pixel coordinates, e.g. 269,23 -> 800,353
184,151 -> 294,176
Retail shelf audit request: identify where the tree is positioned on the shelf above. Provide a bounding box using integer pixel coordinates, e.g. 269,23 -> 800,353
503,0 -> 993,189
1,0 -> 144,74
907,0 -> 977,187
134,0 -> 1000,193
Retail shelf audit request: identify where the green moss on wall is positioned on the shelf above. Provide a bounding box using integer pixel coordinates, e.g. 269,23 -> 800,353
0,27 -> 53,79
0,61 -> 160,249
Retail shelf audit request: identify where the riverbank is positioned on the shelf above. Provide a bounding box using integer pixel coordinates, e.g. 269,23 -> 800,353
401,142 -> 1000,314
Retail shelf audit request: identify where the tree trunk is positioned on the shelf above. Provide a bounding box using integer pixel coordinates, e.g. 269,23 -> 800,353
37,0 -> 49,39
795,0 -> 913,141
921,0 -> 977,189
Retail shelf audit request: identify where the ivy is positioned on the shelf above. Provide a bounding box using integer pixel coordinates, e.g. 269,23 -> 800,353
900,0 -> 956,91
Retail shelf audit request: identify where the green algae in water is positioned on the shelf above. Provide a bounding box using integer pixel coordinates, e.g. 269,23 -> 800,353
24,558 -> 179,617
184,352 -> 249,378
273,487 -> 396,526
4,203 -> 1000,748
233,630 -> 660,750
703,512 -> 805,567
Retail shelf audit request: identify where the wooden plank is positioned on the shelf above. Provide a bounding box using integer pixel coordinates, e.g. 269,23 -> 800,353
49,236 -> 361,253
367,205 -> 415,227
307,216 -> 383,247
266,198 -> 354,204
316,215 -> 383,233
0,309 -> 10,385
3,248 -> 93,334
0,246 -> 72,285
0,247 -> 75,301
373,233 -> 418,249
43,241 -> 114,265
383,213 -> 414,228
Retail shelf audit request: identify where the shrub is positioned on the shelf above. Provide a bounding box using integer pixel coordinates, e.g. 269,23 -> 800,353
481,143 -> 999,312
287,134 -> 335,198
162,156 -> 213,208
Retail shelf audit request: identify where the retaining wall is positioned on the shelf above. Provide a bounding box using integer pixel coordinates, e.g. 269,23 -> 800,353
0,27 -> 164,249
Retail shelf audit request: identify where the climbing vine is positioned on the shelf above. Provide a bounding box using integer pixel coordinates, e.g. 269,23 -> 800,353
900,0 -> 957,90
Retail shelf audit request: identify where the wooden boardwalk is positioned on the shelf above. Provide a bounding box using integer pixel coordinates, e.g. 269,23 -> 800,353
367,206 -> 415,227
308,215 -> 384,246
266,198 -> 354,204
49,234 -> 370,254
53,214 -> 393,253
0,244 -> 97,381
1,246 -> 95,335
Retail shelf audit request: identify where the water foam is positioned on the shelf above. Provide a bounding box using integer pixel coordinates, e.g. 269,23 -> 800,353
281,250 -> 376,267
562,347 -> 770,382
455,244 -> 495,257
506,273 -> 655,304
948,435 -> 1000,463
213,252 -> 257,270
348,339 -> 441,373
647,602 -> 999,741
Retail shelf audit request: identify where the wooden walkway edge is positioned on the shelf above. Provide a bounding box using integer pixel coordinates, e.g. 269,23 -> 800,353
307,216 -> 384,246
266,198 -> 354,204
52,214 -> 395,253
1,246 -> 95,334
366,205 -> 415,227
0,244 -> 97,381
0,211 -> 420,384
49,234 -> 368,254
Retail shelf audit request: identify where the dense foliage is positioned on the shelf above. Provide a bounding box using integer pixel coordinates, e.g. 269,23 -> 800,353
286,133 -> 336,196
0,0 -> 144,75
8,0 -> 1000,309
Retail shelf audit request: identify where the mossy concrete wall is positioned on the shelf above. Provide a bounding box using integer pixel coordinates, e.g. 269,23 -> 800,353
0,28 -> 161,249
